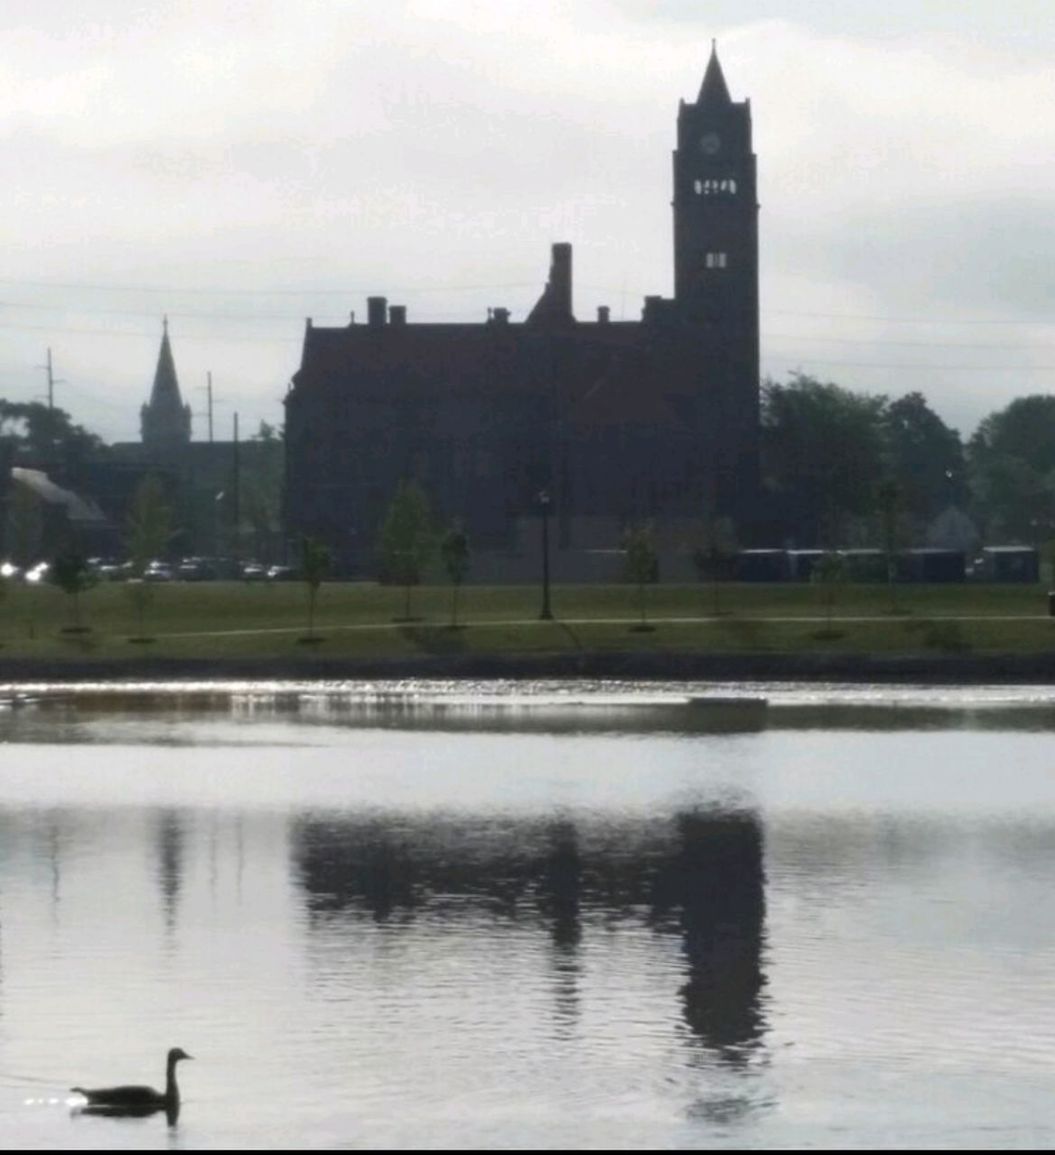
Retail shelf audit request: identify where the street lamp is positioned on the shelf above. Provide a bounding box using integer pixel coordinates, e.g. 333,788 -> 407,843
538,489 -> 553,621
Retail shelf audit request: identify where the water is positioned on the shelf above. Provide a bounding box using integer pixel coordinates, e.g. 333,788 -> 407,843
1,681 -> 1054,1149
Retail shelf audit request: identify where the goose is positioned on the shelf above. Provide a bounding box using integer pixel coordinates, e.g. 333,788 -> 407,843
72,1047 -> 192,1119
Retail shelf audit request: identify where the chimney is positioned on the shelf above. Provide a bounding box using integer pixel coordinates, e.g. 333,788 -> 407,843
597,306 -> 610,324
550,242 -> 572,317
367,296 -> 387,328
491,307 -> 510,325
389,305 -> 407,326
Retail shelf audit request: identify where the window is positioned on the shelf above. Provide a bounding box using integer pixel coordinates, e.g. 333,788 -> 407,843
705,252 -> 728,270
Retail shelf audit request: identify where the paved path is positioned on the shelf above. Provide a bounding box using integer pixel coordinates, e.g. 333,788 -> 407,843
157,612 -> 1053,640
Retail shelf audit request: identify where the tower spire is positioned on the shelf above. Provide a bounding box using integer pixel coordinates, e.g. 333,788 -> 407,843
141,317 -> 192,455
698,40 -> 731,105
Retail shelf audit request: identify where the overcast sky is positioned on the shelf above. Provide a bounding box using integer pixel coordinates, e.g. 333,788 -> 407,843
0,0 -> 1053,443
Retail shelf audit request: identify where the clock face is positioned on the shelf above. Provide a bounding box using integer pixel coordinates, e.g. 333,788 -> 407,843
699,132 -> 721,155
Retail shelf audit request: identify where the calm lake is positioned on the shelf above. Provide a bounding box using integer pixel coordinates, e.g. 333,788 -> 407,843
1,680 -> 1054,1150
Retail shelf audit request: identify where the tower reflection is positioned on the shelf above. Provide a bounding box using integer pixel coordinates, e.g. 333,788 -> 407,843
652,811 -> 766,1063
292,807 -> 766,1060
156,811 -> 184,933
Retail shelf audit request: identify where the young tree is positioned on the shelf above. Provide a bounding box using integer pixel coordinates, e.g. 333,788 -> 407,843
623,521 -> 658,631
379,480 -> 435,621
301,536 -> 331,641
125,475 -> 173,639
875,479 -> 903,613
811,551 -> 846,637
242,422 -> 285,561
439,523 -> 470,628
49,550 -> 97,631
693,511 -> 738,616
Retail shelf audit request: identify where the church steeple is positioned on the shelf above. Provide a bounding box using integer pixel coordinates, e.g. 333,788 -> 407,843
698,41 -> 731,105
141,317 -> 192,457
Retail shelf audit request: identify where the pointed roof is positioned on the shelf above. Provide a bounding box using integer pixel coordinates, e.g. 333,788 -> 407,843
149,316 -> 183,408
698,40 -> 731,105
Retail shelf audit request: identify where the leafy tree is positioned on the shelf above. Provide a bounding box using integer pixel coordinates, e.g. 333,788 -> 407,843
6,482 -> 43,567
379,480 -> 435,621
693,510 -> 738,616
875,479 -> 904,612
439,523 -> 470,628
0,400 -> 105,470
969,396 -> 1055,542
49,550 -> 97,631
242,422 -> 285,561
301,536 -> 331,641
623,521 -> 658,631
811,551 -> 846,636
882,392 -> 965,524
126,476 -> 172,571
124,476 -> 173,639
762,374 -> 887,546
971,395 -> 1055,475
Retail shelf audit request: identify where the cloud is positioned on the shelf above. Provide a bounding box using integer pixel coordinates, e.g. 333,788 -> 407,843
0,2 -> 1052,440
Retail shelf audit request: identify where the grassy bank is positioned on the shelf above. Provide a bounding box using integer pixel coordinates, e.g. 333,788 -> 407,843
0,579 -> 1051,667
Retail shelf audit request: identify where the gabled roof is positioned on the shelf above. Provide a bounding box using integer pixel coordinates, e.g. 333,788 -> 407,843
10,467 -> 106,523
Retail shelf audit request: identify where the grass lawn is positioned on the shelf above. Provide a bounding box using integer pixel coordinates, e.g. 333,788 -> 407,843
0,578 -> 1051,665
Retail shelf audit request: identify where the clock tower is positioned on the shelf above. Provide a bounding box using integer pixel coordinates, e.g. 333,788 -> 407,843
671,43 -> 760,514
673,42 -> 758,317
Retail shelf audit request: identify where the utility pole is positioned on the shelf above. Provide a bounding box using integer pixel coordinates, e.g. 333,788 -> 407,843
39,348 -> 64,410
232,411 -> 241,562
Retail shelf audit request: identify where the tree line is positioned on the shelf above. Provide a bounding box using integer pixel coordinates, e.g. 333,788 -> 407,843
762,372 -> 1055,548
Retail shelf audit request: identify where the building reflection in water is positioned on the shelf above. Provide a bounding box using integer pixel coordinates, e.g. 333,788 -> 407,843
292,808 -> 766,1063
539,820 -> 582,1032
653,811 -> 766,1065
156,811 -> 184,933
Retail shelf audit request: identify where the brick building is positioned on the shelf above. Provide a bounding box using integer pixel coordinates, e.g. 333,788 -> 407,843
284,45 -> 760,577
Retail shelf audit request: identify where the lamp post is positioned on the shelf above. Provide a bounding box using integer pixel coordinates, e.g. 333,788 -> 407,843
538,489 -> 553,620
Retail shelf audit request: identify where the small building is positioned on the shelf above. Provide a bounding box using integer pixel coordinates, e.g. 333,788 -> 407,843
979,546 -> 1039,583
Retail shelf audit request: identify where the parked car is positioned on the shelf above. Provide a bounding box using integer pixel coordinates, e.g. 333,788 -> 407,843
144,561 -> 174,582
177,557 -> 217,581
241,561 -> 267,582
88,557 -> 127,581
266,565 -> 301,582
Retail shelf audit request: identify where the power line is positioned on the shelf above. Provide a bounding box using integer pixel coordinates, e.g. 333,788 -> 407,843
0,275 -> 538,297
0,272 -> 1050,330
763,356 -> 1055,372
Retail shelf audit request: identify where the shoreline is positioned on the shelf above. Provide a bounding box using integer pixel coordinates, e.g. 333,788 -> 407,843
1,650 -> 1054,685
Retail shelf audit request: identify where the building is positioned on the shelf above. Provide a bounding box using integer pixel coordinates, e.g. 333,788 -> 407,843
109,323 -> 282,560
284,44 -> 760,577
140,317 -> 192,461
